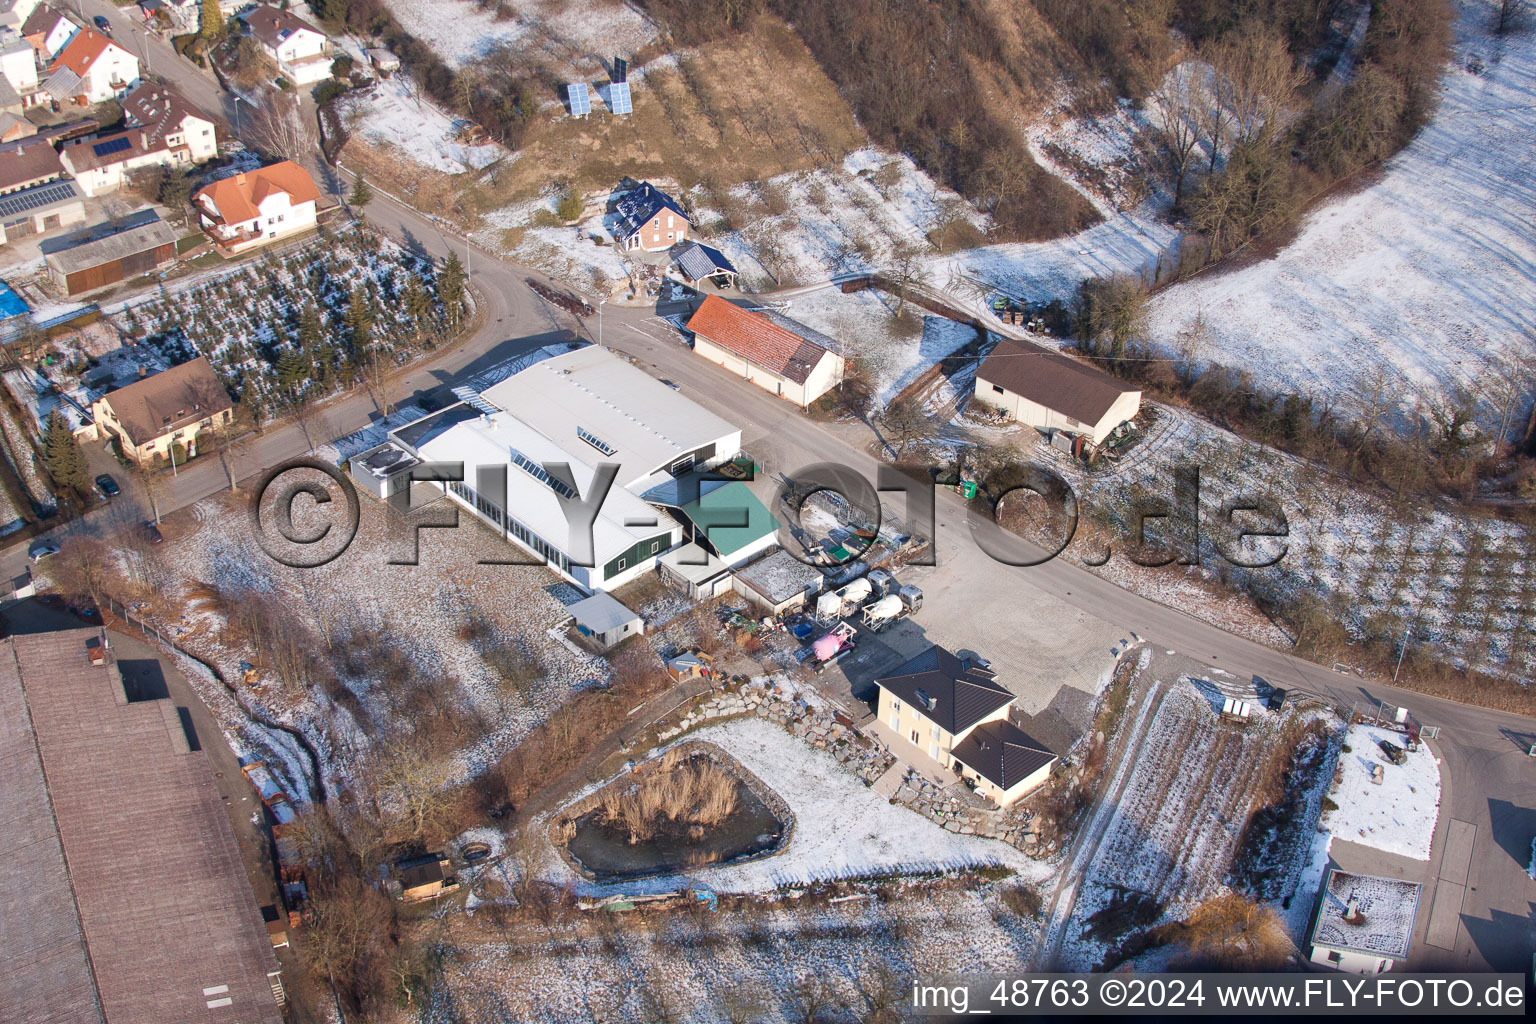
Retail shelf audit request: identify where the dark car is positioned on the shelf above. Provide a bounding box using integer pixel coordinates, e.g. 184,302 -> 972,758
92,14 -> 112,34
95,473 -> 119,497
141,521 -> 163,545
28,539 -> 60,562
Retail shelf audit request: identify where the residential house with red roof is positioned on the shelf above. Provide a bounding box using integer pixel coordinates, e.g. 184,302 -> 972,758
44,26 -> 138,105
684,293 -> 845,407
192,160 -> 319,253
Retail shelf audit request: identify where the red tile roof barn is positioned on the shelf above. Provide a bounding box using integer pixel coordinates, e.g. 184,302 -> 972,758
685,294 -> 831,385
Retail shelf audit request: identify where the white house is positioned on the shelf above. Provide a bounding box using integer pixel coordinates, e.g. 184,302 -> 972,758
0,0 -> 42,43
23,5 -> 77,62
684,294 -> 845,408
122,81 -> 218,162
0,39 -> 36,93
972,336 -> 1142,446
378,345 -> 743,593
192,160 -> 319,253
244,5 -> 330,85
1308,869 -> 1422,973
44,27 -> 138,105
875,645 -> 1057,806
59,127 -> 193,195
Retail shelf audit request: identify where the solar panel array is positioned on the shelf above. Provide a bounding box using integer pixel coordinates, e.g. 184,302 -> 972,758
510,447 -> 577,499
567,81 -> 590,116
0,181 -> 79,219
451,386 -> 499,415
613,57 -> 628,83
92,136 -> 132,158
608,81 -> 632,116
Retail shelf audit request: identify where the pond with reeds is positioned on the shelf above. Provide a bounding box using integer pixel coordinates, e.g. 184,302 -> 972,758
559,745 -> 790,882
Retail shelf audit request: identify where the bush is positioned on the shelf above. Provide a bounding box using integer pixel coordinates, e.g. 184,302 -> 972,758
1000,884 -> 1043,917
555,189 -> 584,223
275,76 -> 292,90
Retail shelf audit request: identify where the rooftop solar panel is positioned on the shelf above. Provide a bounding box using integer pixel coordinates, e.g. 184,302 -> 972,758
0,181 -> 80,219
91,136 -> 132,158
608,81 -> 631,116
567,82 -> 590,116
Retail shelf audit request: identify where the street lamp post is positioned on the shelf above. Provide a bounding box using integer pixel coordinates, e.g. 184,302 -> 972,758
232,95 -> 245,137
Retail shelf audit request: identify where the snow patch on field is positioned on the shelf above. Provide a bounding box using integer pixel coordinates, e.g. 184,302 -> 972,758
341,75 -> 503,174
562,716 -> 1048,895
1145,12 -> 1536,416
1319,724 -> 1441,861
381,0 -> 656,70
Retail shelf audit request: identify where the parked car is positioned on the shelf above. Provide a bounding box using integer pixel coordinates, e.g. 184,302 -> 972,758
95,473 -> 119,497
92,14 -> 111,34
658,378 -> 680,391
140,521 -> 163,545
28,539 -> 59,562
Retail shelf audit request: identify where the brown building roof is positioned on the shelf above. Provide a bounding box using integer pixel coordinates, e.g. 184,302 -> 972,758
122,81 -> 213,146
686,294 -> 833,385
193,160 -> 318,224
59,126 -> 174,173
0,636 -> 101,1024
21,3 -> 67,41
99,356 -> 232,447
950,719 -> 1055,792
976,336 -> 1140,427
0,137 -> 63,192
1,628 -> 282,1024
245,4 -> 320,49
876,645 -> 1013,736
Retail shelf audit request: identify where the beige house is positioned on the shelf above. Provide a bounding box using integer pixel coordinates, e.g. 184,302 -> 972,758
91,356 -> 233,463
875,645 -> 1056,806
972,336 -> 1141,446
685,294 -> 844,408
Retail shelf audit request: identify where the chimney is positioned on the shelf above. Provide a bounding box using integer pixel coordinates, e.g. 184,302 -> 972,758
235,172 -> 247,185
1343,896 -> 1364,925
138,364 -> 147,377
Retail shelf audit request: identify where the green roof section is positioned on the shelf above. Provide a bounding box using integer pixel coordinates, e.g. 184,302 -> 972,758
681,481 -> 779,559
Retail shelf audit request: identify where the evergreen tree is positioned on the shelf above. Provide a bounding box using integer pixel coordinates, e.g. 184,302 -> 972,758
298,304 -> 323,349
438,252 -> 465,324
402,275 -> 431,321
348,175 -> 373,214
42,413 -> 90,497
345,285 -> 373,351
275,348 -> 308,394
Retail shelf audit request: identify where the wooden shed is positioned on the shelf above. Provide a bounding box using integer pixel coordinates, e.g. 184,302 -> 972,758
45,219 -> 178,296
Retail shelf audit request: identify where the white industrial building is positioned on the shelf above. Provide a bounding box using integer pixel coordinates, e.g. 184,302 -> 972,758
366,345 -> 742,593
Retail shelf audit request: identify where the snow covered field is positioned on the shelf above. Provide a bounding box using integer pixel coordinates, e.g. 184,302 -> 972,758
554,716 -> 1048,895
341,75 -> 503,174
1320,724 -> 1441,861
1146,5 -> 1536,417
382,0 -> 655,69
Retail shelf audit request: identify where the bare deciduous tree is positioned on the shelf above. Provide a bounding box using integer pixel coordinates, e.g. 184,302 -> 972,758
248,92 -> 318,163
1205,28 -> 1307,150
1496,0 -> 1531,34
1153,63 -> 1207,210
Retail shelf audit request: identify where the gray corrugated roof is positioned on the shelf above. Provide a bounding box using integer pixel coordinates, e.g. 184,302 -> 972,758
675,241 -> 735,281
45,219 -> 178,277
41,66 -> 80,102
569,592 -> 640,633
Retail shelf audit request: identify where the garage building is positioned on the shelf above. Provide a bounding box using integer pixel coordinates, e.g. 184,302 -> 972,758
45,219 -> 178,295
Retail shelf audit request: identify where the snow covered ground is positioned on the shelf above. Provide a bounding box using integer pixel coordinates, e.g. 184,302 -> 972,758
341,74 -> 504,174
1319,724 -> 1441,861
552,716 -> 1049,895
381,0 -> 656,70
1146,4 -> 1536,417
